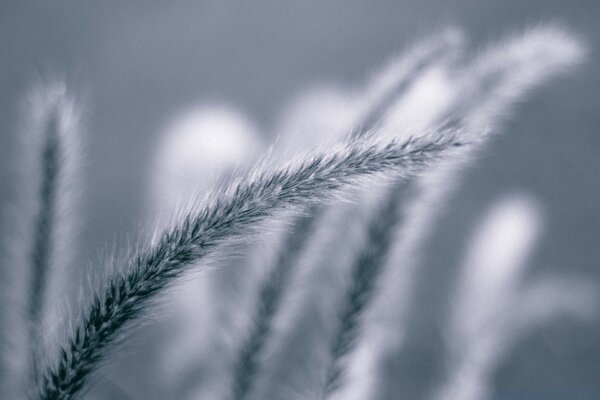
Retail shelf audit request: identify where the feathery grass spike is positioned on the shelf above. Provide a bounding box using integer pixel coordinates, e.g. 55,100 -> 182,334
38,133 -> 464,400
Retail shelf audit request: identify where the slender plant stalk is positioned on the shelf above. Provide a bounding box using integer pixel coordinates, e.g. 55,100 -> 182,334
229,213 -> 316,400
28,110 -> 61,383
323,184 -> 405,395
38,133 -> 465,400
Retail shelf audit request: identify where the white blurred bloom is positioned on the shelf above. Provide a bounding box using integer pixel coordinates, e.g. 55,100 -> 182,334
151,104 -> 264,219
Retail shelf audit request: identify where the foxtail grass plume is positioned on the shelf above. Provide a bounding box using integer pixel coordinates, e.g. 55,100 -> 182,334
38,130 -> 465,399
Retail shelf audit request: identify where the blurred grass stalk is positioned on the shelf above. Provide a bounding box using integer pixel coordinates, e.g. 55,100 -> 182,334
431,195 -> 597,400
0,81 -> 81,398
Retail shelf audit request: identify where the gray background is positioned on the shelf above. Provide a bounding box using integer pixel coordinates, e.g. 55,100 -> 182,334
1,1 -> 599,399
